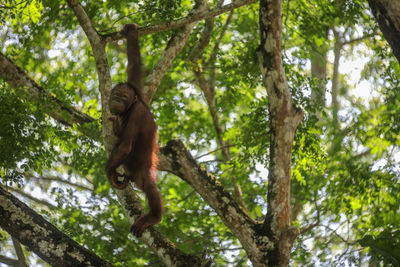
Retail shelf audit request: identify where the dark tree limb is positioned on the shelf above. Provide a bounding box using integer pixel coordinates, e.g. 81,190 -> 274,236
0,52 -> 98,139
368,0 -> 400,63
159,140 -> 272,265
0,255 -> 19,266
0,186 -> 113,267
11,237 -> 28,267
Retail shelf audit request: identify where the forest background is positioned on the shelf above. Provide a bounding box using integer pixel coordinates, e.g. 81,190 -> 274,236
0,0 -> 399,266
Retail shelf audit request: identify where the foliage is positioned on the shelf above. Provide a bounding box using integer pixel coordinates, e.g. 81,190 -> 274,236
359,229 -> 400,266
0,0 -> 399,266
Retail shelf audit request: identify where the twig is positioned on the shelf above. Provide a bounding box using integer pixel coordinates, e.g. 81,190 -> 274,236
178,190 -> 196,203
300,195 -> 321,235
195,144 -> 233,159
342,32 -> 377,46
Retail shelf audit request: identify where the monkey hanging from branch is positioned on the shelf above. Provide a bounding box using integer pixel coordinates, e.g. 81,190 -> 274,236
105,23 -> 163,237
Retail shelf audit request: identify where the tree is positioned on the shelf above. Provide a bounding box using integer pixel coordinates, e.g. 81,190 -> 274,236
1,0 -> 399,266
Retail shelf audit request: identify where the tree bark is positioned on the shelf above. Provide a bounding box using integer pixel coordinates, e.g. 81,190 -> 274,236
257,0 -> 303,266
0,186 -> 113,267
160,140 -> 272,266
368,0 -> 400,63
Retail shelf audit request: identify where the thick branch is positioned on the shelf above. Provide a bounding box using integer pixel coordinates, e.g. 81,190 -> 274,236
0,186 -> 113,266
0,52 -> 97,138
142,24 -> 196,103
100,0 -> 257,42
158,140 -> 270,265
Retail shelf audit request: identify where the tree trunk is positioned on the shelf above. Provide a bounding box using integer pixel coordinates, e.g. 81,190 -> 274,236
257,0 -> 303,265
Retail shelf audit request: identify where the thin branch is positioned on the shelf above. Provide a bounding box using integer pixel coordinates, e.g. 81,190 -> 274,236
320,224 -> 357,245
300,196 -> 321,235
0,255 -> 19,266
195,144 -> 234,159
141,0 -> 215,103
187,8 -> 249,214
188,18 -> 214,62
331,29 -> 342,125
341,32 -> 377,46
209,247 -> 243,253
354,148 -> 372,158
9,187 -> 57,209
178,190 -> 196,203
12,237 -> 28,267
0,0 -> 30,9
284,0 -> 291,27
100,0 -> 257,42
29,175 -> 93,191
206,9 -> 234,94
206,10 -> 234,68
